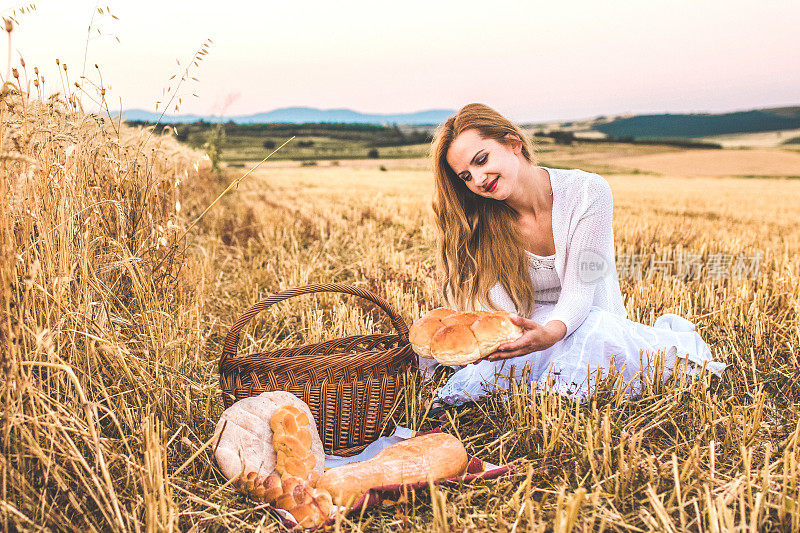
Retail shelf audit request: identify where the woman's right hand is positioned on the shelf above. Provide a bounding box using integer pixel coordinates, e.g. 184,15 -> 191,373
483,315 -> 563,361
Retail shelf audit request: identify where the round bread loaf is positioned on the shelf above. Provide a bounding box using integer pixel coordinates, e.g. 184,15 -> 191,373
409,308 -> 523,365
212,391 -> 325,484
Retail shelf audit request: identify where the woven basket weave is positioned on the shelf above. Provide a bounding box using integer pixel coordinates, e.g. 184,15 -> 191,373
219,283 -> 418,456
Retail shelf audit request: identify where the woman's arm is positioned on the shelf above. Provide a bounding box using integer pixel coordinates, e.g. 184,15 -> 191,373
486,175 -> 615,360
543,319 -> 568,342
547,175 -> 615,338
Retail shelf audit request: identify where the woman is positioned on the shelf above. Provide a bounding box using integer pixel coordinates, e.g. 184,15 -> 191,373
424,103 -> 726,411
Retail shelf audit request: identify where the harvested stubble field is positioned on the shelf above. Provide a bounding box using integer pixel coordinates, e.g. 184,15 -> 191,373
2,92 -> 800,532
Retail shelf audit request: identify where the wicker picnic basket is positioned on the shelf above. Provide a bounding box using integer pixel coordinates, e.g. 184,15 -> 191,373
219,283 -> 418,456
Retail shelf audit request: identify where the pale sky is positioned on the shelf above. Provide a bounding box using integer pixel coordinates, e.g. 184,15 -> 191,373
4,0 -> 799,122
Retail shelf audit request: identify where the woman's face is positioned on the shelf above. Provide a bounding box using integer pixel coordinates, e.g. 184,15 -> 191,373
445,129 -> 522,200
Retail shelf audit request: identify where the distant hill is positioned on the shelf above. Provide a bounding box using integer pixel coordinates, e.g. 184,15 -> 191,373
115,106 -> 456,125
594,107 -> 800,139
117,104 -> 800,139
762,106 -> 800,119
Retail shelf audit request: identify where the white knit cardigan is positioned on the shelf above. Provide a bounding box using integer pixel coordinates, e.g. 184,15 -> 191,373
478,166 -> 629,338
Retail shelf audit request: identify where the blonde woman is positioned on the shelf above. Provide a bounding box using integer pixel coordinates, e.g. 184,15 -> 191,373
424,103 -> 726,414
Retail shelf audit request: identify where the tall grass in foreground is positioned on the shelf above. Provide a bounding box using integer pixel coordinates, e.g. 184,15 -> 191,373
0,82 -> 223,530
1,80 -> 799,531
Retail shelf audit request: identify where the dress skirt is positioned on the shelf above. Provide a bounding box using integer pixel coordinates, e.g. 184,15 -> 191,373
420,303 -> 727,406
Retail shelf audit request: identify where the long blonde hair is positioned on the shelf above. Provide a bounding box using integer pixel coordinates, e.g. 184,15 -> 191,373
430,103 -> 538,316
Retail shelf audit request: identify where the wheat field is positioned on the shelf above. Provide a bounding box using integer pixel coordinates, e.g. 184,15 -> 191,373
2,82 -> 800,532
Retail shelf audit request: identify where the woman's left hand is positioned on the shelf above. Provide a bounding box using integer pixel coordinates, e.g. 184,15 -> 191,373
484,315 -> 562,361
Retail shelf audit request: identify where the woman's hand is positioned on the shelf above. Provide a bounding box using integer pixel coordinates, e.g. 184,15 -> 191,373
484,315 -> 566,361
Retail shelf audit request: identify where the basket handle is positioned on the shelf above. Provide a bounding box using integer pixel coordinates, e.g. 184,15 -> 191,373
220,283 -> 410,370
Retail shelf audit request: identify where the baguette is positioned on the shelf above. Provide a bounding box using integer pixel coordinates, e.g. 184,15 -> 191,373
317,432 -> 468,506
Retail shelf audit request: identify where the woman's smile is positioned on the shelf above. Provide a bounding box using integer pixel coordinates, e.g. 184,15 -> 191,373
485,177 -> 499,193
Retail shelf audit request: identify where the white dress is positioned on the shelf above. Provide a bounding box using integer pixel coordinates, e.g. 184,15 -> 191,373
425,250 -> 727,406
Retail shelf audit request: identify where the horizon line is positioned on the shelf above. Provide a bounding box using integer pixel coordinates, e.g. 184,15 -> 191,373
106,102 -> 800,126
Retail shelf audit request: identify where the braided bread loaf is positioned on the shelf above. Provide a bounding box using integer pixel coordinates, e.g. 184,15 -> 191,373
409,307 -> 523,365
213,391 -> 325,484
271,405 -> 317,480
213,392 -> 332,528
242,406 -> 333,528
236,472 -> 333,529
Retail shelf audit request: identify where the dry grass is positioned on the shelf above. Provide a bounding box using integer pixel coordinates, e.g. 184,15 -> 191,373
1,82 -> 799,531
591,148 -> 800,178
0,82 -> 224,531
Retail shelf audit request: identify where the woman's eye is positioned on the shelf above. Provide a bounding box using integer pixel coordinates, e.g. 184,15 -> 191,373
477,153 -> 487,165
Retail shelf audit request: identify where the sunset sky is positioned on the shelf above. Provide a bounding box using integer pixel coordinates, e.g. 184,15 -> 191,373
5,0 -> 799,122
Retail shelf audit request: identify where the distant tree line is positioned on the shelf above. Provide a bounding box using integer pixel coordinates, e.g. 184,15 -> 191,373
535,130 -> 722,149
126,120 -> 433,147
